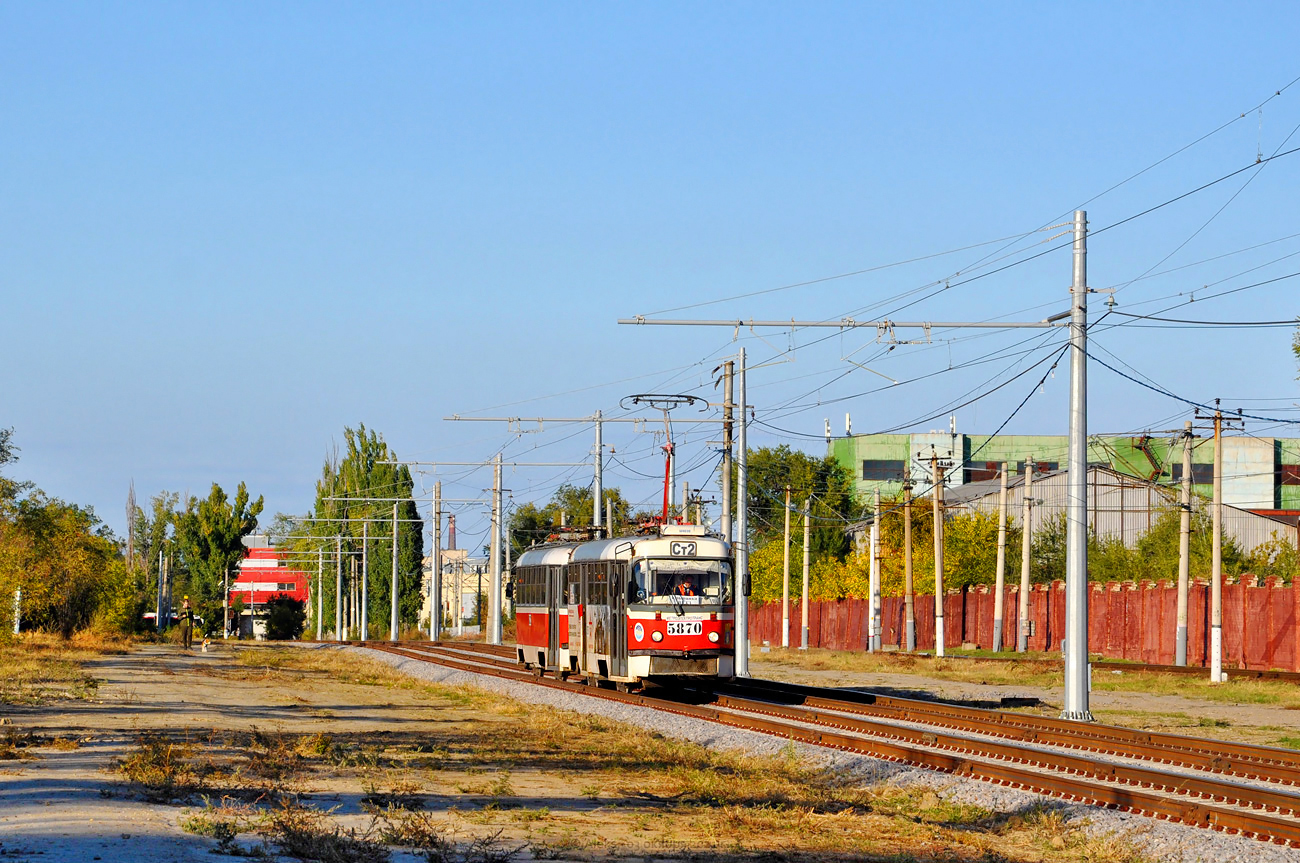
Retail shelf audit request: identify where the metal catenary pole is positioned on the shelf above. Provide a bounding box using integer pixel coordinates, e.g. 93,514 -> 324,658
904,467 -> 915,652
782,485 -> 791,649
870,488 -> 882,652
360,521 -> 369,642
932,454 -> 946,658
315,552 -> 323,641
801,497 -> 810,650
1176,421 -> 1193,666
1212,407 -> 1224,684
390,502 -> 400,641
335,537 -> 343,641
721,361 -> 734,544
1018,459 -> 1034,652
1063,209 -> 1092,722
993,463 -> 1009,651
431,481 -> 442,640
593,410 -> 603,535
735,347 -> 750,677
223,565 -> 230,640
489,453 -> 503,645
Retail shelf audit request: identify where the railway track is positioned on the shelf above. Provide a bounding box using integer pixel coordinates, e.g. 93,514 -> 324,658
336,640 -> 1300,845
897,649 -> 1300,684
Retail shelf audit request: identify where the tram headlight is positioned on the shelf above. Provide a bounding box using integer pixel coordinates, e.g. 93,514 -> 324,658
651,630 -> 664,642
708,631 -> 720,644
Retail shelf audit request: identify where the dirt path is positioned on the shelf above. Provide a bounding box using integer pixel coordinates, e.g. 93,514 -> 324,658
0,643 -> 473,862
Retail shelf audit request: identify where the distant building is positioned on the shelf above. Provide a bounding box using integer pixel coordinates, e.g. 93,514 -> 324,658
829,430 -> 1300,518
419,549 -> 489,632
228,535 -> 310,638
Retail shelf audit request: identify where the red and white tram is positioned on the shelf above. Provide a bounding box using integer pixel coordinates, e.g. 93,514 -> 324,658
511,524 -> 734,685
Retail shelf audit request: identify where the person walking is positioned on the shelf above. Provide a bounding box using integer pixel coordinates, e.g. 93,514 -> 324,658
180,595 -> 194,649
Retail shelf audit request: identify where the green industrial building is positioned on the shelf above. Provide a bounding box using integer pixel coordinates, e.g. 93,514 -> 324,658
828,430 -> 1300,514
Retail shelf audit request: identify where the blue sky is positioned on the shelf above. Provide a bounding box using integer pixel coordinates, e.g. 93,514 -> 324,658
4,3 -> 1300,543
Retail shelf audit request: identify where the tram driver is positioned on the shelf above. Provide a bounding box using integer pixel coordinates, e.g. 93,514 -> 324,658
673,574 -> 698,597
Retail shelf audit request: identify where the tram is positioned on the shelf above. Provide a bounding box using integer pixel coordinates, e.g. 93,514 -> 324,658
511,524 -> 734,686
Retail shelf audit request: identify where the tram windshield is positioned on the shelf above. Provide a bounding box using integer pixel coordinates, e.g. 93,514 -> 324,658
629,558 -> 732,605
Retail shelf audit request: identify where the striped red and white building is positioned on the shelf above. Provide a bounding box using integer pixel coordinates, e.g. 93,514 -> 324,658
228,540 -> 309,636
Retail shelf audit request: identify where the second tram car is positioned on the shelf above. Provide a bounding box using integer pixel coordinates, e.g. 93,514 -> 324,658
511,524 -> 734,685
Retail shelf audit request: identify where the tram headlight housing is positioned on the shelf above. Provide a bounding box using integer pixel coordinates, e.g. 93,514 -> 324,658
651,630 -> 664,642
708,631 -> 720,644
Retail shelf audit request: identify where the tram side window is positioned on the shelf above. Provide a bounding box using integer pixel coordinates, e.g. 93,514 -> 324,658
589,567 -> 608,605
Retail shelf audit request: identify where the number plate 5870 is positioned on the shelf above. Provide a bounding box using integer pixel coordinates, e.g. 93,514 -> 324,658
666,621 -> 702,636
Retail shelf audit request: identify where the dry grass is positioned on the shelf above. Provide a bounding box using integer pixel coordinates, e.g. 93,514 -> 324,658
0,631 -> 128,705
163,647 -> 1155,861
756,646 -> 1300,710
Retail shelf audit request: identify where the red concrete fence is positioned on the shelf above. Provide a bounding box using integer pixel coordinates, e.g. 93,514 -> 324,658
749,576 -> 1300,672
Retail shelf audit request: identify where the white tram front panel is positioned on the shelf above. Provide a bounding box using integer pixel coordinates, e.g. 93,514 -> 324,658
568,526 -> 734,682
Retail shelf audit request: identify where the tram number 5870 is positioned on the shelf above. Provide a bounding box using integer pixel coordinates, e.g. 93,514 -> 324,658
669,541 -> 697,557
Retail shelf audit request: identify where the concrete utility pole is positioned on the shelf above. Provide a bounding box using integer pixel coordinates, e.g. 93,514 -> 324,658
223,565 -> 230,640
335,537 -> 343,642
489,453 -> 503,645
315,553 -> 323,641
993,463 -> 1009,651
361,522 -> 369,642
1018,460 -> 1034,652
721,361 -> 735,544
932,452 -> 946,658
1062,209 -> 1093,722
390,503 -> 400,641
156,549 -> 165,634
606,499 -> 614,535
870,488 -> 882,652
1176,422 -> 1193,666
904,466 -> 915,652
782,485 -> 791,649
801,497 -> 810,650
431,481 -> 442,640
1211,405 -> 1225,683
735,347 -> 750,677
593,410 -> 603,535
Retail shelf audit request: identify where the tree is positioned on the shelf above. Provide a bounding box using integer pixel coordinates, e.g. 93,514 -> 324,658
285,425 -> 425,636
740,445 -> 862,560
507,484 -> 633,553
173,482 -> 264,630
264,595 -> 307,640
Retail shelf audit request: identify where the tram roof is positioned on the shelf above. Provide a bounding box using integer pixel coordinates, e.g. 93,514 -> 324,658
515,543 -> 579,567
570,533 -> 729,562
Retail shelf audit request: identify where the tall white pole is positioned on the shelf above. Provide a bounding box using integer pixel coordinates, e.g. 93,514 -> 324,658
904,470 -> 915,652
1063,209 -> 1093,721
801,497 -> 810,650
721,361 -> 734,544
1176,422 -> 1192,666
870,488 -> 882,652
390,503 -> 400,641
432,482 -> 442,640
932,456 -> 945,658
489,453 -> 503,645
1018,460 -> 1034,652
993,463 -> 1008,651
315,552 -> 323,641
360,521 -> 369,642
734,347 -> 750,677
1211,408 -> 1224,683
593,410 -> 604,535
782,485 -> 791,649
335,536 -> 343,642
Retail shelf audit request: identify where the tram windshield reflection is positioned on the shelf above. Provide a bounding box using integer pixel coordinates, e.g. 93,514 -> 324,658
630,559 -> 732,605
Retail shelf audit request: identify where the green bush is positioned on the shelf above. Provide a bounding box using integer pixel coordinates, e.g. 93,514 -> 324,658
264,595 -> 306,641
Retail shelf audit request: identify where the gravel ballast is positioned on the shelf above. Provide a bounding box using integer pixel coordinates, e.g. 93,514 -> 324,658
326,644 -> 1300,863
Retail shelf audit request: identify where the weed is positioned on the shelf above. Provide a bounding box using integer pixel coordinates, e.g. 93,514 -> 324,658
266,801 -> 391,863
464,829 -> 526,863
362,778 -> 425,811
115,733 -> 202,802
372,806 -> 453,861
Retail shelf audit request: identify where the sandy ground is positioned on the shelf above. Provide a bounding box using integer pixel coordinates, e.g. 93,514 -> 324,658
0,643 -> 481,862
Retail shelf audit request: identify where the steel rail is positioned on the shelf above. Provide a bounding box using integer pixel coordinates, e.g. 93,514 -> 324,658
338,641 -> 1300,845
896,651 -> 1300,684
722,677 -> 1300,783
